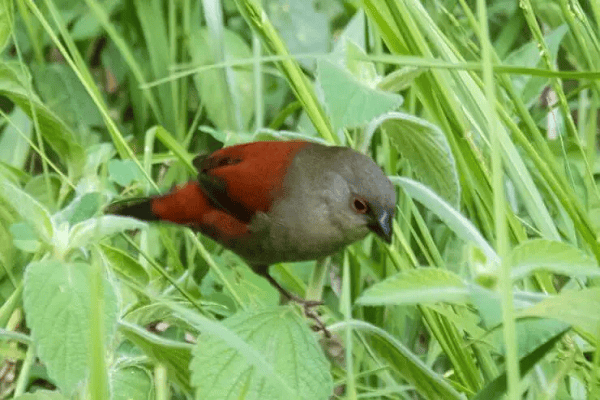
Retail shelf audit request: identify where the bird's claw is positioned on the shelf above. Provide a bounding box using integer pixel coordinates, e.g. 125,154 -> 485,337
296,299 -> 331,338
262,272 -> 331,337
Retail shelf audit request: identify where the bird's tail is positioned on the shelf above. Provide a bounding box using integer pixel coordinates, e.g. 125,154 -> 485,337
105,196 -> 159,221
105,181 -> 211,226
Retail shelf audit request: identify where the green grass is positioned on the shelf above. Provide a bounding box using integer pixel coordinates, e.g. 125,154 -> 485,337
1,0 -> 600,399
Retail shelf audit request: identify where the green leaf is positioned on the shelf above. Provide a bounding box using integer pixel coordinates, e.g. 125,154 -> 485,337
317,60 -> 403,131
470,285 -> 545,329
356,268 -> 469,306
504,24 -> 568,106
119,320 -> 193,394
267,0 -> 329,69
111,366 -> 154,400
471,286 -> 570,357
369,112 -> 459,206
1,179 -> 53,243
472,327 -> 568,400
83,143 -> 114,176
23,261 -> 118,394
153,125 -> 195,172
390,176 -> 498,263
23,173 -> 61,212
9,221 -> 40,252
0,0 -> 13,53
100,244 -> 149,286
330,320 -> 464,400
345,41 -> 379,85
0,63 -> 84,169
183,305 -> 333,400
31,64 -> 103,131
518,287 -> 600,335
189,28 -> 255,131
0,107 -> 32,169
378,66 -> 425,92
108,159 -> 143,187
489,318 -> 570,358
70,0 -> 120,41
68,192 -> 102,225
69,215 -> 147,250
13,390 -> 69,400
510,239 -> 599,281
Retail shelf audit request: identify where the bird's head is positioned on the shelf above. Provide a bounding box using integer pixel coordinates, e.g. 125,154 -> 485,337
327,148 -> 396,244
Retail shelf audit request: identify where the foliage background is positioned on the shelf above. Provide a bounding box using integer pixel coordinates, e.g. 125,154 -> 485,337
1,0 -> 600,399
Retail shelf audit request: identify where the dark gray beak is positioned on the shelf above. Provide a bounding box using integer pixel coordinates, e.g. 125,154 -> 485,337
368,208 -> 393,244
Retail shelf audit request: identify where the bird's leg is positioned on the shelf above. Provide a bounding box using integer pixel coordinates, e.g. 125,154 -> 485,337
259,268 -> 331,337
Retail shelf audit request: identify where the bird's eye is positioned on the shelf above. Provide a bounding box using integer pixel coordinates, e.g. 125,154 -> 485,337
352,197 -> 369,214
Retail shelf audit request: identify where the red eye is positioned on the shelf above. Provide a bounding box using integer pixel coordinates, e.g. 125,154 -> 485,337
352,198 -> 369,214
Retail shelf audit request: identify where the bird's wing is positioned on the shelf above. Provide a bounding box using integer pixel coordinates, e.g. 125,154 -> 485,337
193,140 -> 309,223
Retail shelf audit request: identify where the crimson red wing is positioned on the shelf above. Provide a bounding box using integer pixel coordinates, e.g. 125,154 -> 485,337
194,141 -> 309,222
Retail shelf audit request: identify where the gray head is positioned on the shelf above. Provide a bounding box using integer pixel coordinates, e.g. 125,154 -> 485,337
327,146 -> 396,243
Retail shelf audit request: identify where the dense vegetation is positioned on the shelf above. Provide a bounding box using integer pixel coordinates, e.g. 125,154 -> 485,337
1,0 -> 599,399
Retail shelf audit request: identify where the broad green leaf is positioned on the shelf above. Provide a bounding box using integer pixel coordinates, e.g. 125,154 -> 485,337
332,10 -> 367,54
31,64 -> 103,132
69,215 -> 147,249
9,221 -> 40,252
510,239 -> 599,281
0,0 -> 13,53
518,287 -> 600,335
390,176 -> 498,263
329,320 -> 464,400
23,261 -> 118,394
356,268 -> 469,306
100,244 -> 149,286
0,196 -> 19,270
0,107 -> 31,169
504,24 -> 568,107
24,173 -> 61,212
0,63 -> 84,168
345,41 -> 379,85
472,327 -> 568,400
189,28 -> 254,131
119,320 -> 193,393
183,305 -> 333,400
71,0 -> 120,41
111,366 -> 154,400
108,159 -> 143,187
1,180 -> 53,243
367,112 -> 459,206
378,66 -> 424,93
470,285 -> 547,328
488,318 -> 570,358
67,192 -> 102,226
267,0 -> 329,69
83,143 -> 114,176
317,60 -> 403,131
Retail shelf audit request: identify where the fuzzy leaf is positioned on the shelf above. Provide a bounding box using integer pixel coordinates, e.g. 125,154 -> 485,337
23,261 -> 118,394
518,287 -> 600,335
357,268 -> 469,306
186,306 -> 333,400
111,366 -> 154,400
370,112 -> 459,206
69,215 -> 147,249
1,180 -> 53,243
510,239 -> 599,281
318,60 -> 402,131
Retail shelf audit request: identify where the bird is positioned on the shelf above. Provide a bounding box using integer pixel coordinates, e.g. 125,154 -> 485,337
106,140 -> 396,334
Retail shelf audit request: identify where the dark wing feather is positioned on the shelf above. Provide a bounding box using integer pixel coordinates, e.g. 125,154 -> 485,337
194,141 -> 309,223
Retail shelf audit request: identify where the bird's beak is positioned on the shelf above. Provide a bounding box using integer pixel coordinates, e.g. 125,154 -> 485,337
368,209 -> 393,244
